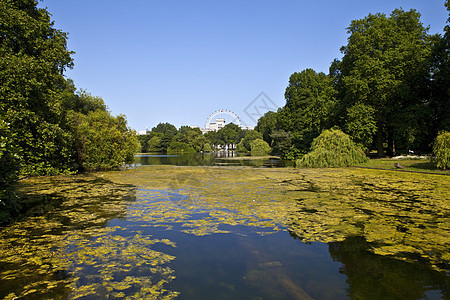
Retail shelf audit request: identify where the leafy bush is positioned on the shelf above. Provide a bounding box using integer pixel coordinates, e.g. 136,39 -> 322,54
433,131 -> 450,170
240,130 -> 263,151
68,110 -> 139,170
0,119 -> 21,224
250,139 -> 271,156
147,135 -> 162,152
203,143 -> 213,152
236,140 -> 248,152
167,141 -> 195,154
297,129 -> 368,168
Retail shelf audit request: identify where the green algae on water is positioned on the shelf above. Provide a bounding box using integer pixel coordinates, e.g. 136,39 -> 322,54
0,165 -> 448,299
103,166 -> 449,272
0,174 -> 179,299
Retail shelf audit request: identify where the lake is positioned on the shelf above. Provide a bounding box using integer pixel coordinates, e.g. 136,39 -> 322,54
134,152 -> 294,167
0,154 -> 448,299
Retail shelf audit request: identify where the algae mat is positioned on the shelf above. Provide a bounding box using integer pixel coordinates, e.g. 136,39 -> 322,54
0,165 -> 448,299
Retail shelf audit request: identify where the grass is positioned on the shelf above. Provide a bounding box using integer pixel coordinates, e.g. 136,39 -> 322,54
353,157 -> 449,175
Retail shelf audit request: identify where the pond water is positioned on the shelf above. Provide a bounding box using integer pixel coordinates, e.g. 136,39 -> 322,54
134,152 -> 294,167
0,164 -> 448,299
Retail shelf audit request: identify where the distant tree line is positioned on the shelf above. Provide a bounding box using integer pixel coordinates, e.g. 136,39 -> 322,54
137,122 -> 269,155
256,4 -> 450,160
0,0 -> 139,222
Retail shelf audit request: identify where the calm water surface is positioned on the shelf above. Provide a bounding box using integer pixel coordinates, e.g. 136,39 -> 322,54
134,151 -> 294,167
0,155 -> 448,299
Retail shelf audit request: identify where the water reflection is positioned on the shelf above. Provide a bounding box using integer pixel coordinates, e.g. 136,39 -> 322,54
1,166 -> 448,299
134,152 -> 294,167
328,236 -> 449,299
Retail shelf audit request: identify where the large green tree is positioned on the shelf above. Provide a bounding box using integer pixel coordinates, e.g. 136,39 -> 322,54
0,0 -> 75,175
277,68 -> 337,156
217,123 -> 242,146
66,95 -> 139,171
151,122 -> 178,152
338,9 -> 432,156
429,0 -> 450,134
255,111 -> 278,146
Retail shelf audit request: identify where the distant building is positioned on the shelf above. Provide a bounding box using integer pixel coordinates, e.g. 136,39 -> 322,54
200,118 -> 253,134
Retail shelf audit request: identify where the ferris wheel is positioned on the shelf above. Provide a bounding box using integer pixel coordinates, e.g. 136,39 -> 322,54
205,109 -> 243,128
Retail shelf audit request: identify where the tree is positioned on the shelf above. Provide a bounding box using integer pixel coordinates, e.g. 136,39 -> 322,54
297,129 -> 368,168
0,118 -> 20,197
0,0 -> 75,176
429,1 -> 450,135
152,123 -> 177,152
339,9 -> 432,156
250,139 -> 271,156
433,131 -> 450,170
167,141 -> 195,154
173,126 -> 205,152
279,69 -> 337,155
147,134 -> 162,152
67,110 -> 139,170
203,143 -> 213,152
270,130 -> 294,159
204,131 -> 219,148
217,123 -> 242,146
344,103 -> 377,150
255,111 -> 278,145
238,130 -> 263,152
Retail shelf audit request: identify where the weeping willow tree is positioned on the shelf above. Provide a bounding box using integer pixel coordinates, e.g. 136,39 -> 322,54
433,131 -> 450,170
297,129 -> 368,168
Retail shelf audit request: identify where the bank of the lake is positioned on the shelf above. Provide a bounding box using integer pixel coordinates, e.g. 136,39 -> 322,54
0,164 -> 448,299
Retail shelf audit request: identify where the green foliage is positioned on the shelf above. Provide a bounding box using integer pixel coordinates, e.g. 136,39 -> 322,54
151,123 -> 177,152
217,123 -> 242,145
68,110 -> 139,171
173,126 -> 205,152
0,118 -> 21,224
236,140 -> 247,152
282,69 -> 337,152
203,143 -> 213,152
0,0 -> 141,224
167,141 -> 195,154
433,131 -> 450,169
240,130 -> 263,151
255,111 -> 278,145
339,9 -> 433,155
270,130 -> 293,159
147,135 -> 162,152
204,131 -> 218,146
297,129 -> 368,168
0,0 -> 76,176
0,119 -> 20,188
344,103 -> 377,150
250,139 -> 271,156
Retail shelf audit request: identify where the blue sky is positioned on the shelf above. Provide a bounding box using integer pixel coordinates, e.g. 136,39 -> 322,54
38,0 -> 448,131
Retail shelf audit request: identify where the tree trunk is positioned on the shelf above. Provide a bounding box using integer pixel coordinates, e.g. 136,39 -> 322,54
386,127 -> 394,157
376,122 -> 385,158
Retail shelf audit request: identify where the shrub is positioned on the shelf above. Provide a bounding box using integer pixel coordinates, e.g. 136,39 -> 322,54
167,141 -> 195,154
297,129 -> 368,168
236,140 -> 248,152
147,136 -> 162,152
433,131 -> 450,170
203,143 -> 213,152
240,130 -> 263,151
250,139 -> 271,156
68,110 -> 139,170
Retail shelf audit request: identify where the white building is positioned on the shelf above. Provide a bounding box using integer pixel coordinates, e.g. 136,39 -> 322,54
201,118 -> 225,133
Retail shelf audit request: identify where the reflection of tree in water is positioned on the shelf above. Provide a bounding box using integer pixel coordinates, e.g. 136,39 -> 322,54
328,236 -> 450,299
